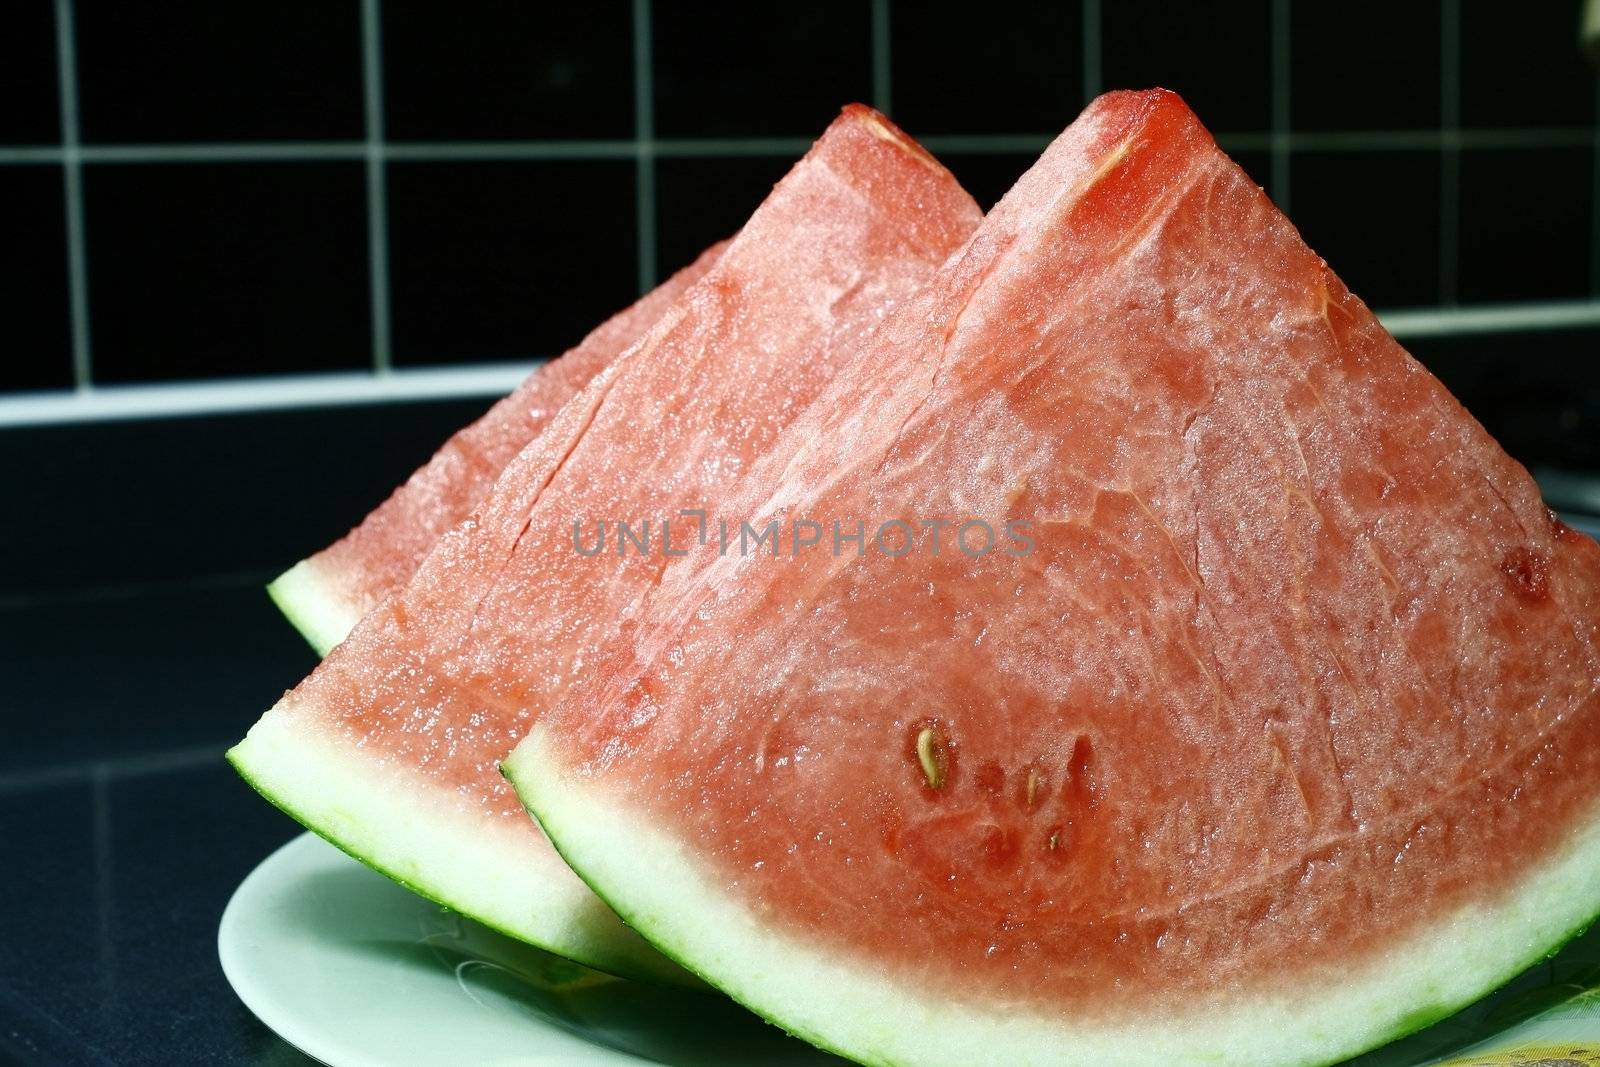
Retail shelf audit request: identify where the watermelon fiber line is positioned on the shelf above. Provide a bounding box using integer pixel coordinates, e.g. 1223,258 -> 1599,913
229,106 -> 982,983
506,89 -> 1600,1066
268,240 -> 726,655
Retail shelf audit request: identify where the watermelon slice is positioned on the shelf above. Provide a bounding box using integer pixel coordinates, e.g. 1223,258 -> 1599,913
268,240 -> 726,655
229,106 -> 982,983
506,89 -> 1600,1064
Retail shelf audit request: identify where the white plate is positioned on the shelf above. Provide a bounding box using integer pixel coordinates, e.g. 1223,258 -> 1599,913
218,832 -> 843,1067
223,834 -> 1600,1067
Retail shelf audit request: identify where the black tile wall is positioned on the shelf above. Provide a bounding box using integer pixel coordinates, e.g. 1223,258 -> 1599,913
1101,0 -> 1273,133
0,2 -> 1595,399
1457,147 -> 1594,303
383,2 -> 635,141
1,583 -> 316,772
0,757 -> 311,1063
0,397 -> 490,594
75,1 -> 362,144
7,321 -> 1598,607
1409,325 -> 1600,473
0,2 -> 59,145
654,3 -> 872,137
654,154 -> 791,281
0,8 -> 1594,526
1227,149 -> 1275,198
0,784 -> 101,1063
1292,0 -> 1442,130
1,168 -> 73,391
940,152 -> 1041,212
1461,2 -> 1595,128
105,765 -> 305,1054
387,160 -> 637,366
1291,150 -> 1443,308
891,1 -> 1083,135
84,162 -> 370,383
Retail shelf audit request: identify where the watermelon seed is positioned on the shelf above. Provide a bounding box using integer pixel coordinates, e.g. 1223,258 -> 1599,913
916,726 -> 946,789
1026,769 -> 1042,808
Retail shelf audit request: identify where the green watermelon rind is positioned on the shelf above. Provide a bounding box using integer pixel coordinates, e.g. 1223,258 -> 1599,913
266,559 -> 359,657
500,750 -> 873,1066
226,707 -> 699,990
505,726 -> 1600,1067
1364,908 -> 1600,1059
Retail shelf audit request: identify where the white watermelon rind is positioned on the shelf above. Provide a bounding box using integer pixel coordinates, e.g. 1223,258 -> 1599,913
266,559 -> 360,657
226,707 -> 698,989
505,725 -> 1600,1067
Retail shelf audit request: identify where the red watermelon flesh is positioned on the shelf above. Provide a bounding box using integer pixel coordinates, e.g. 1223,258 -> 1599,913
506,90 -> 1600,1064
268,240 -> 727,655
229,105 -> 982,983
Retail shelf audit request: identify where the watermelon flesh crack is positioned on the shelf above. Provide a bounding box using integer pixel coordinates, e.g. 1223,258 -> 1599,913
229,106 -> 982,983
267,239 -> 727,655
505,89 -> 1600,1066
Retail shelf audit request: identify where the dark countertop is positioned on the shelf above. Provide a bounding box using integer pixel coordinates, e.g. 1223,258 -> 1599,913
9,513 -> 1600,1066
1,576 -> 320,1066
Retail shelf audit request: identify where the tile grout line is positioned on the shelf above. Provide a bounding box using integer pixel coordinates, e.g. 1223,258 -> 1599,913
633,0 -> 658,292
361,0 -> 393,374
1081,0 -> 1102,101
870,0 -> 892,114
0,567 -> 281,611
1439,0 -> 1462,306
0,128 -> 1595,168
0,363 -> 538,427
0,742 -> 233,796
55,0 -> 92,391
5,301 -> 1599,428
1269,0 -> 1291,211
1592,77 -> 1600,297
91,764 -> 121,1026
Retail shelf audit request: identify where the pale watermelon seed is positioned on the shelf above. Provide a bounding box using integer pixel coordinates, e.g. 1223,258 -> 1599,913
916,727 -> 946,790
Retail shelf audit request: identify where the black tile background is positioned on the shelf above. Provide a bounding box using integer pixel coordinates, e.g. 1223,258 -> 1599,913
0,2 -> 59,146
653,3 -> 872,137
388,159 -> 638,365
1412,325 -> 1600,475
654,154 -> 792,280
1458,147 -> 1595,303
891,1 -> 1084,135
84,162 -> 371,383
0,2 -> 1593,585
383,2 -> 635,141
0,167 -> 73,391
937,151 -> 1045,212
1101,0 -> 1274,133
1,583 -> 316,771
1291,0 -> 1443,131
1291,150 -> 1444,309
3,2 -> 1596,393
75,1 -> 363,144
0,1 -> 1594,595
1461,2 -> 1596,128
1225,149 -> 1275,199
0,756 -> 313,1065
0,398 -> 490,595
